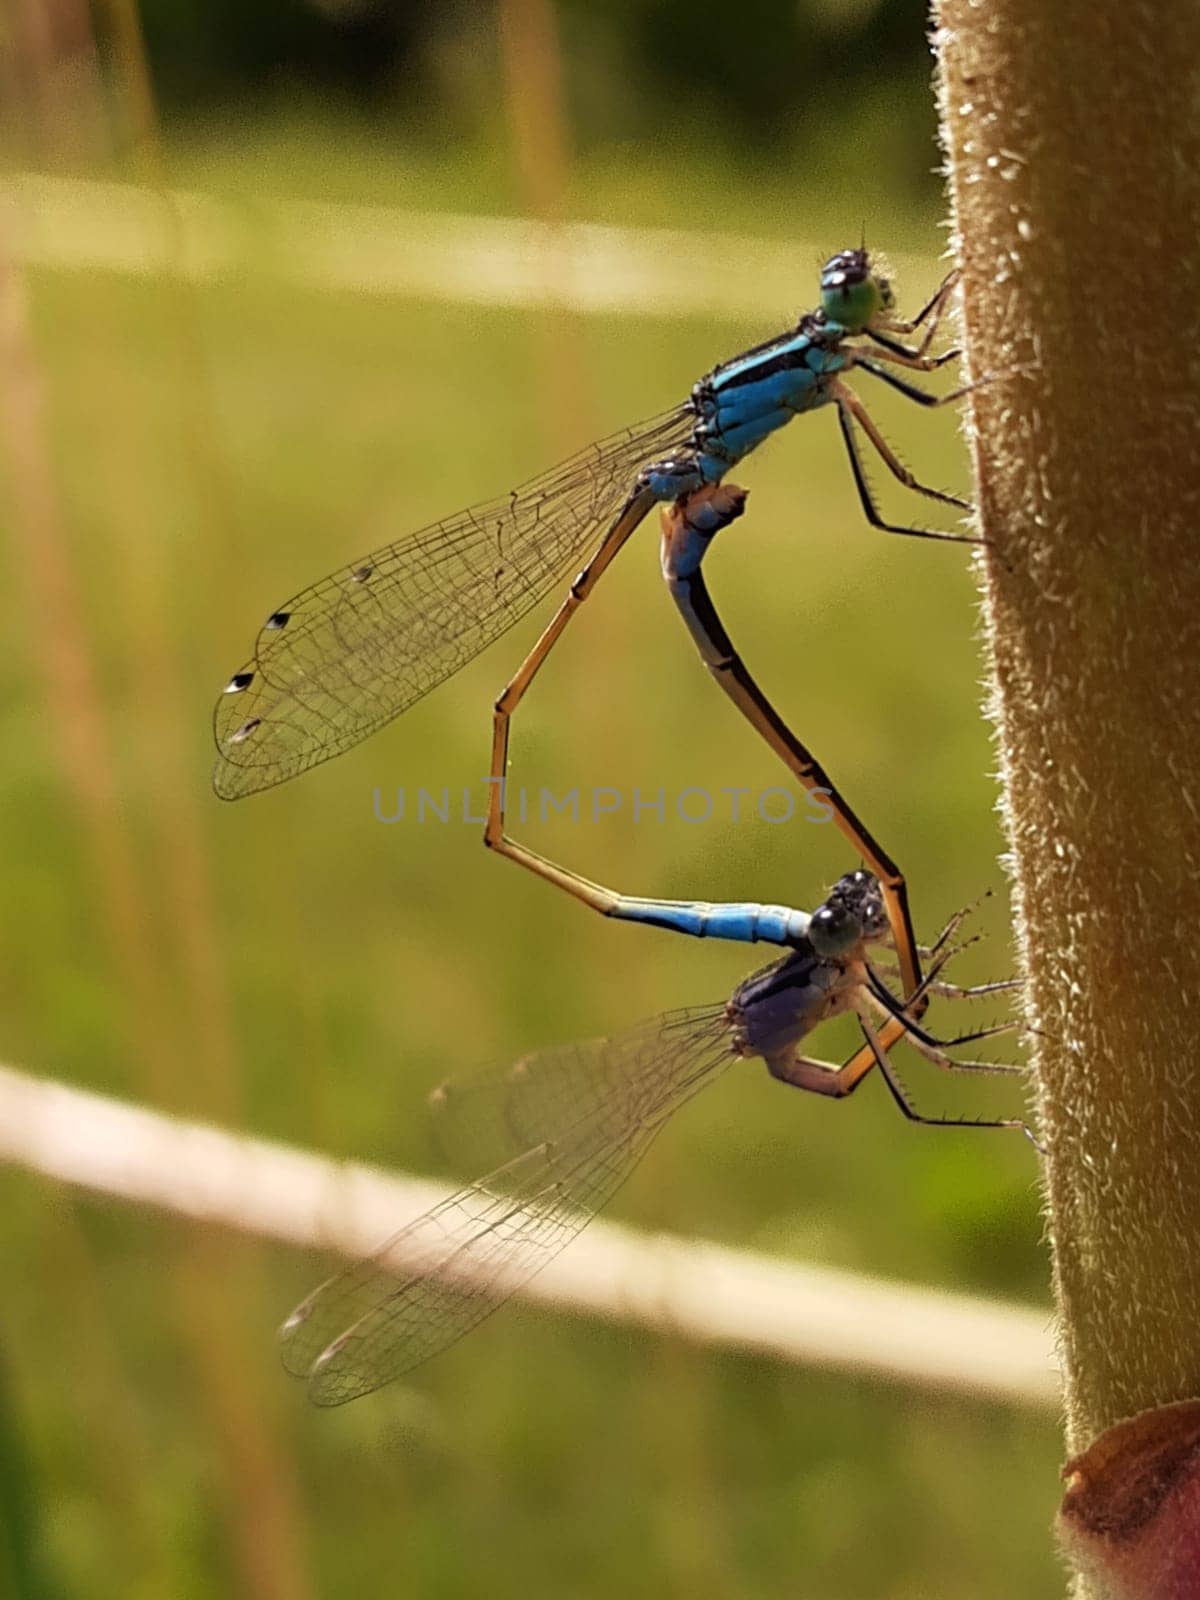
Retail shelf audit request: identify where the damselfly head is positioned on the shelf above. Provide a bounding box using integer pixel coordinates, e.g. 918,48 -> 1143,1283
820,248 -> 894,332
808,869 -> 887,958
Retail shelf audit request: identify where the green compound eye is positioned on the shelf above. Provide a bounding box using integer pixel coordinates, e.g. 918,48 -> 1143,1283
820,248 -> 887,332
808,902 -> 863,959
809,870 -> 888,957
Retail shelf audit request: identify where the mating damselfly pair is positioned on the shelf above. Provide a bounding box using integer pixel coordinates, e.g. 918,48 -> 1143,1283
213,249 -> 1032,1403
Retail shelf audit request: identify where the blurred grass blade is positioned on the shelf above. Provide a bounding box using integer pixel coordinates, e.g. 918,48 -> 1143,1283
0,1343 -> 54,1600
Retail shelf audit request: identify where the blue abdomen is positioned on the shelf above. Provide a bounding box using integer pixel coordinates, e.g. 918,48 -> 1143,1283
610,898 -> 809,945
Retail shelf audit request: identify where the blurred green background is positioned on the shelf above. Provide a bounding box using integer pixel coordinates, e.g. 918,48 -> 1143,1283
0,3 -> 1059,1597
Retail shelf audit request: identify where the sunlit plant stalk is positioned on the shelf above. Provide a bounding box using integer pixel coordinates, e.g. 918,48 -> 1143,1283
934,1 -> 1200,1593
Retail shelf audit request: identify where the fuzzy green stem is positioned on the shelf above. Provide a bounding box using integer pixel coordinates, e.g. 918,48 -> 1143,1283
934,0 -> 1200,1573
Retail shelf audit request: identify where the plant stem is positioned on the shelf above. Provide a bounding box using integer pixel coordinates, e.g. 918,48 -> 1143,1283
933,0 -> 1200,1519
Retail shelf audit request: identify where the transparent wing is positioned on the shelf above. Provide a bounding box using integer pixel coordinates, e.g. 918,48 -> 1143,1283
280,1007 -> 733,1405
427,1007 -> 708,1177
213,407 -> 693,799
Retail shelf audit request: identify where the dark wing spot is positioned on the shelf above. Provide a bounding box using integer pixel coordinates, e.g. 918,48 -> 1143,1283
228,718 -> 262,745
350,565 -> 373,583
265,611 -> 291,631
224,671 -> 255,694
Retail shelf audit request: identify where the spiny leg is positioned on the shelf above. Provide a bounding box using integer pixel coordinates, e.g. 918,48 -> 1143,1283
877,895 -> 1022,1002
865,967 -> 1027,1066
877,924 -> 988,1007
834,387 -> 979,547
903,1029 -> 1026,1079
873,965 -> 1022,1003
880,891 -> 1025,1000
661,486 -> 927,1027
856,1016 -> 1037,1142
923,977 -> 1022,1002
871,268 -> 959,355
855,338 -> 964,376
873,1010 -> 1027,1076
864,353 -> 1035,422
867,332 -> 960,369
864,928 -> 1034,1078
854,357 -> 989,412
924,886 -> 993,959
836,380 -> 972,512
873,934 -> 1023,1003
851,361 -> 1022,574
764,1012 -> 1034,1141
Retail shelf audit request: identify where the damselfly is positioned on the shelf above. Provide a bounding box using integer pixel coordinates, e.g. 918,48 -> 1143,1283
281,870 -> 1030,1406
216,249 -> 973,1008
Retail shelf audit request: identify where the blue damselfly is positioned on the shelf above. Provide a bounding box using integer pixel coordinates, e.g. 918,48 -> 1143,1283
216,250 -> 972,1010
281,870 -> 1029,1405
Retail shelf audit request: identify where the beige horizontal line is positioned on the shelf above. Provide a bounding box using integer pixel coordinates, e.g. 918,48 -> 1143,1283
2,172 -> 942,322
0,1062 -> 1058,1405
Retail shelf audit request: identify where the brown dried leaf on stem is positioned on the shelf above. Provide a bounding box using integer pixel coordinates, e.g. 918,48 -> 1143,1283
1059,1401 -> 1200,1600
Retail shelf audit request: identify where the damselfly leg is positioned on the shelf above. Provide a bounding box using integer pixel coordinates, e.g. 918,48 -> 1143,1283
833,384 -> 978,546
856,1017 -> 1036,1144
871,266 -> 959,352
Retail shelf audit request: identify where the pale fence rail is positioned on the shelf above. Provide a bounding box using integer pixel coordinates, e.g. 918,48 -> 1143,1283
0,172 -> 938,321
0,1063 -> 1058,1407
